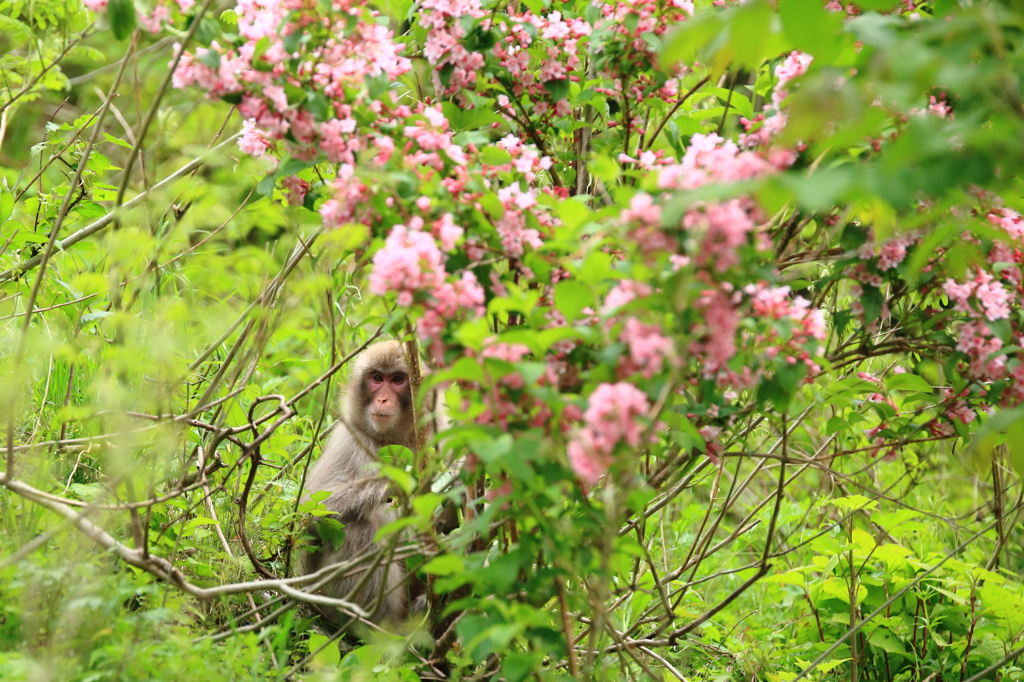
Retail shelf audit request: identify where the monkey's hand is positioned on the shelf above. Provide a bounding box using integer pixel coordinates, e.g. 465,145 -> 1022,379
323,477 -> 394,523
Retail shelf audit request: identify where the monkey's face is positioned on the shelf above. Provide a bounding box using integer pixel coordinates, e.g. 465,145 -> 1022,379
364,368 -> 411,434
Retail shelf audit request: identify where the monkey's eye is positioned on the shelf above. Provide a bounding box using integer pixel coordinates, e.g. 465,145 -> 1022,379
371,373 -> 385,383
391,373 -> 406,385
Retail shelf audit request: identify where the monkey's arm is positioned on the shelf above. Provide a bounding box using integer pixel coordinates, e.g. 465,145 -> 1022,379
323,477 -> 394,523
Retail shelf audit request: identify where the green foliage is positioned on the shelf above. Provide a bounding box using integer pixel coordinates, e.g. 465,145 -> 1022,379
3,0 -> 1024,680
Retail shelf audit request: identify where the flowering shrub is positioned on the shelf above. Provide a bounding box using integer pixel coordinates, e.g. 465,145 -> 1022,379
7,0 -> 1024,678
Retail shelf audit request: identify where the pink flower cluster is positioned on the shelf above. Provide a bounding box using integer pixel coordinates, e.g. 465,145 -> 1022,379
369,220 -> 485,353
659,133 -> 776,191
772,52 -> 814,108
652,133 -> 795,272
497,135 -> 554,183
690,286 -> 740,379
493,10 -> 592,116
858,233 -> 917,271
405,106 -> 468,171
567,382 -> 651,485
85,0 -> 187,30
318,165 -> 372,228
747,284 -> 827,345
619,318 -> 674,378
495,185 -> 546,257
172,0 -> 411,167
591,0 -> 694,110
943,270 -> 1012,321
683,199 -> 758,272
621,193 -> 673,255
370,222 -> 448,307
419,0 -> 487,95
601,280 -> 653,315
740,51 -> 813,154
689,283 -> 826,387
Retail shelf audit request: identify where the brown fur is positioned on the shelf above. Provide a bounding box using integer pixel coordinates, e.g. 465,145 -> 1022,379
299,340 -> 413,625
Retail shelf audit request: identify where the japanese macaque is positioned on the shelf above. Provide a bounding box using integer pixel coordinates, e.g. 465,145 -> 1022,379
299,340 -> 419,625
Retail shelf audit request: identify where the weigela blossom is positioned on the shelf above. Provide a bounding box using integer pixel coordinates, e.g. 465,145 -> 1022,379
319,166 -> 371,229
568,382 -> 651,485
659,133 -> 775,191
238,119 -> 272,157
622,193 -> 674,255
620,318 -> 674,378
942,269 -> 1011,321
691,287 -> 739,377
772,51 -> 814,108
173,0 -> 411,167
602,280 -> 653,315
369,222 -> 446,307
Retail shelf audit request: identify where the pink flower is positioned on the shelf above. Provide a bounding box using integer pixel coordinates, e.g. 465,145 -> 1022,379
432,271 -> 485,316
989,208 -> 1024,240
83,0 -> 107,11
238,119 -> 272,157
975,271 -> 1011,320
432,213 -> 464,251
621,317 -> 673,378
691,288 -> 738,376
567,433 -> 611,486
658,133 -> 774,191
602,280 -> 653,314
369,223 -> 446,306
320,118 -> 358,164
684,200 -> 756,272
280,176 -> 309,206
943,269 -> 1011,321
568,382 -> 651,484
622,193 -> 661,227
876,235 -> 914,271
493,186 -> 546,256
772,51 -> 813,107
139,5 -> 171,33
318,165 -> 370,228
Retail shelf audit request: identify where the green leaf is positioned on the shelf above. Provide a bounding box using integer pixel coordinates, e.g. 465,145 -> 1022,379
860,286 -> 883,324
469,434 -> 513,463
557,197 -> 593,231
380,464 -> 415,495
278,157 -> 316,177
659,13 -> 725,69
0,187 -> 13,224
730,0 -> 771,69
107,0 -> 136,41
480,146 -> 512,166
251,36 -> 273,72
198,47 -> 221,71
829,495 -> 878,513
543,79 -> 570,102
778,0 -> 843,63
884,373 -> 932,394
307,632 -> 341,668
554,280 -> 594,322
423,554 -> 465,576
868,628 -> 908,656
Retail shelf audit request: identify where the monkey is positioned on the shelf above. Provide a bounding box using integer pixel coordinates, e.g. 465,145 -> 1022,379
298,340 -> 419,626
